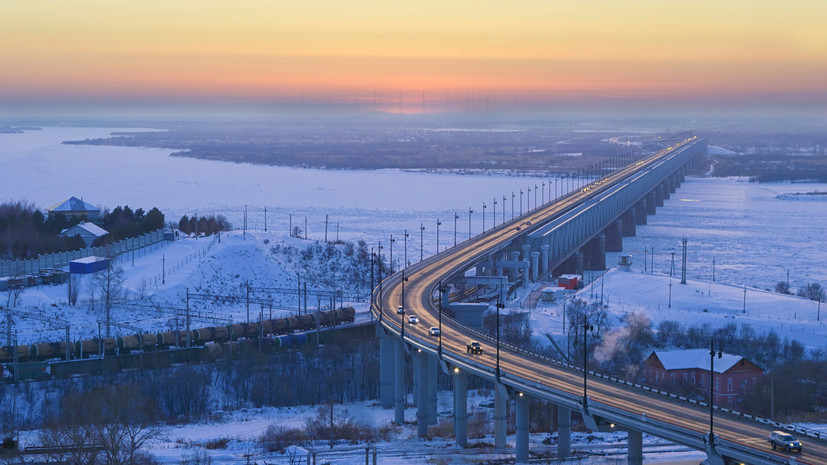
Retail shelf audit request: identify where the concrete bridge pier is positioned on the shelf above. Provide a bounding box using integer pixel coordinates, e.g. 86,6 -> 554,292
628,429 -> 643,465
393,338 -> 405,423
622,209 -> 637,237
540,244 -> 550,275
584,234 -> 606,270
510,251 -> 521,281
558,406 -> 571,458
453,369 -> 468,447
412,348 -> 420,408
635,200 -> 648,225
662,180 -> 671,199
515,393 -> 529,462
530,251 -> 540,281
646,192 -> 657,214
604,220 -> 622,252
416,351 -> 429,437
655,185 -> 664,207
427,355 -> 438,425
441,287 -> 450,309
494,383 -> 508,449
379,328 -> 394,408
521,244 -> 531,261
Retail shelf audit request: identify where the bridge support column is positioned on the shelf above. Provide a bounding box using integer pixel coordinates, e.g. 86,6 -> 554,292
671,174 -> 679,191
635,200 -> 648,225
510,251 -> 521,282
530,251 -> 540,282
393,338 -> 405,423
494,383 -> 507,450
427,355 -> 438,425
379,329 -> 394,408
416,351 -> 429,437
662,180 -> 671,200
516,393 -> 529,463
453,370 -> 467,447
540,244 -> 550,275
655,185 -> 664,207
558,406 -> 571,458
521,261 -> 530,288
628,429 -> 643,465
604,220 -> 622,252
646,192 -> 656,214
441,287 -> 450,309
584,234 -> 606,270
622,209 -> 637,237
521,244 -> 531,261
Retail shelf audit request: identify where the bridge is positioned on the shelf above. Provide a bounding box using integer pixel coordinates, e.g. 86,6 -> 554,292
371,137 -> 826,465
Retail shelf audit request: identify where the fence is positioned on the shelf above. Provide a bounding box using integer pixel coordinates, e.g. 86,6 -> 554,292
0,229 -> 167,278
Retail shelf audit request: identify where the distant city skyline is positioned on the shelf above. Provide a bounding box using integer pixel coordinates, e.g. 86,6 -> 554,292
2,1 -> 826,116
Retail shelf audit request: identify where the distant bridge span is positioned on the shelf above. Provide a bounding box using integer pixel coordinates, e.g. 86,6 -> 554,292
372,137 -> 826,465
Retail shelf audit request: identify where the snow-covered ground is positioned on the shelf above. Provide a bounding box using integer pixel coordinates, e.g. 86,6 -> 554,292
3,127 -> 827,463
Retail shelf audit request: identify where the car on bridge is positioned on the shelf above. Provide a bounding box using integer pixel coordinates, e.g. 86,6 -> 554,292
466,341 -> 483,354
407,315 -> 418,325
769,431 -> 803,453
397,305 -> 404,314
428,327 -> 440,336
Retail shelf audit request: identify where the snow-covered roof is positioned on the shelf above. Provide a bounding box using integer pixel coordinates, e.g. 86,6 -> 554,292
47,196 -> 99,213
70,256 -> 107,264
60,221 -> 108,237
559,274 -> 581,280
651,349 -> 744,374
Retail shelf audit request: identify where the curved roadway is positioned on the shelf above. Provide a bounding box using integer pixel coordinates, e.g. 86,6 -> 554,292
372,138 -> 825,465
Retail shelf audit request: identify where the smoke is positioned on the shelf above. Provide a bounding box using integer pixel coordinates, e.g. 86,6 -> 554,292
593,312 -> 651,364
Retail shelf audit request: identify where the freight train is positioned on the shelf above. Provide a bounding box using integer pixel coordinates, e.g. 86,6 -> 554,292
1,307 -> 355,365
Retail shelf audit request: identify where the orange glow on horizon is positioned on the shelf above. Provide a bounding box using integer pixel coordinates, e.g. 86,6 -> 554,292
2,1 -> 826,109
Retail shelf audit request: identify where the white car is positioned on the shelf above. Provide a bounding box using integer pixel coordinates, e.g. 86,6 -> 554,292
769,431 -> 803,453
407,315 -> 419,325
428,327 -> 440,336
396,305 -> 404,314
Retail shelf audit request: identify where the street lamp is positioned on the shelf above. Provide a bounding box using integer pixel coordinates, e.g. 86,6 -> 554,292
583,316 -> 594,408
438,281 -> 445,357
502,195 -> 506,223
541,182 -> 545,204
482,202 -> 487,232
526,186 -> 531,212
708,341 -> 722,445
511,192 -> 515,219
389,234 -> 395,274
404,230 -> 409,269
436,219 -> 441,254
496,294 -> 504,381
468,207 -> 474,239
493,198 -> 498,228
400,270 -> 409,339
519,189 -> 524,216
454,212 -> 459,246
418,224 -> 423,262
534,184 -> 538,209
377,241 -> 384,321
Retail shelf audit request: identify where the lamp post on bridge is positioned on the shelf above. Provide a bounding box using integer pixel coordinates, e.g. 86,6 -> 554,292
436,219 -> 441,254
377,241 -> 383,321
400,269 -> 409,339
493,198 -> 497,228
468,207 -> 474,239
708,341 -> 722,446
404,230 -> 409,269
511,192 -> 515,219
583,316 -> 594,408
534,184 -> 538,209
542,181 -> 545,204
527,186 -> 531,212
519,189 -> 523,216
438,281 -> 445,357
496,294 -> 504,381
389,235 -> 395,274
454,212 -> 459,247
482,202 -> 487,232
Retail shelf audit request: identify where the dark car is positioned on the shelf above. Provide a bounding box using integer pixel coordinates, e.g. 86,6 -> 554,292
466,341 -> 483,354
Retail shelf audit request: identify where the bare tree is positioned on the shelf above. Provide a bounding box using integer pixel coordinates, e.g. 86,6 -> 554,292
93,259 -> 125,337
798,282 -> 825,302
5,273 -> 26,308
67,274 -> 80,306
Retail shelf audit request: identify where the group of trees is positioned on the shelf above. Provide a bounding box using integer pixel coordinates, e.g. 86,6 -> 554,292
774,280 -> 825,303
177,215 -> 230,237
269,239 -> 376,294
93,205 -> 165,246
0,201 -> 85,258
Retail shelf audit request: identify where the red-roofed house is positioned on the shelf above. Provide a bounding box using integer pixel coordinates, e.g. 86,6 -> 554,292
644,349 -> 764,407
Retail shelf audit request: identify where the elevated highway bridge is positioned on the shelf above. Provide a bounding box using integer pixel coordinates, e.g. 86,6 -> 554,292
371,137 -> 826,465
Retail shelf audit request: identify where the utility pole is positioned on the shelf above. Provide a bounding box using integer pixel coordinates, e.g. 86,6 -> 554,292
324,214 -> 329,242
304,216 -> 308,240
743,285 -> 747,313
681,237 -> 688,284
264,206 -> 267,232
161,254 -> 166,284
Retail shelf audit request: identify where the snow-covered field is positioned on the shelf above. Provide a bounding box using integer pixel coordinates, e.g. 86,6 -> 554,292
3,127 -> 827,464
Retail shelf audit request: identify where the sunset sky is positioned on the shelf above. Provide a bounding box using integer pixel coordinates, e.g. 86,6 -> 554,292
2,0 -> 826,114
